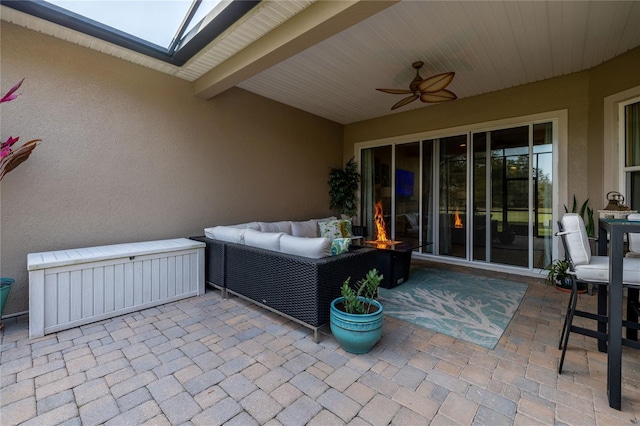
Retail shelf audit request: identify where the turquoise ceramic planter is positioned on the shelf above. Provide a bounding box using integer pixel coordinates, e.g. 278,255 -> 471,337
330,297 -> 383,354
0,278 -> 15,317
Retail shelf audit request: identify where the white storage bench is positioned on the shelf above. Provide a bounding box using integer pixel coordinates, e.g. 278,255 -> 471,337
28,238 -> 206,339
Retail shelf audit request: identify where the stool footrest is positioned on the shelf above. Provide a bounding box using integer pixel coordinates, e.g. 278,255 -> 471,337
574,309 -> 607,323
570,325 -> 607,341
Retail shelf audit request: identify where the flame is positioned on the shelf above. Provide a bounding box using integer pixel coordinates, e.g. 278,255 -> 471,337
366,201 -> 401,247
374,201 -> 389,242
454,207 -> 463,228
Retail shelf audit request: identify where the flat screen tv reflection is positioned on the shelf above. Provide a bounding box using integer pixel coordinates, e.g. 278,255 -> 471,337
396,169 -> 414,198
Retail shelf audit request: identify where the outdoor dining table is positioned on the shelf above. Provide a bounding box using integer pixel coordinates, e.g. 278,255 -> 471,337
597,217 -> 640,410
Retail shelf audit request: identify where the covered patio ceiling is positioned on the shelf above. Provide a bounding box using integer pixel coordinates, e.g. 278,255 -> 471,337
2,0 -> 640,124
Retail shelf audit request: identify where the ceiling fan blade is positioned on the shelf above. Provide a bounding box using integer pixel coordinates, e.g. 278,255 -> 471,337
391,95 -> 419,110
420,89 -> 457,103
376,88 -> 413,95
416,72 -> 455,93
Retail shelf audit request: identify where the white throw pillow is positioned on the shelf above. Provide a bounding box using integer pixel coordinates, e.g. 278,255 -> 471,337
290,220 -> 319,238
279,235 -> 331,258
244,229 -> 284,251
204,226 -> 246,244
258,221 -> 292,234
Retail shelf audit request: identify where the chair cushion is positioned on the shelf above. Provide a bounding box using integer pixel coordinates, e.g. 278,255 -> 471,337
561,213 -> 591,265
628,213 -> 640,254
574,256 -> 640,285
279,235 -> 331,258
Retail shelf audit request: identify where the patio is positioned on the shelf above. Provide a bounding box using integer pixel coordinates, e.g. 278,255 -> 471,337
1,260 -> 639,425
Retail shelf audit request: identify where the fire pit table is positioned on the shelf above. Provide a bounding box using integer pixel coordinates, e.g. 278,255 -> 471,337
351,241 -> 416,289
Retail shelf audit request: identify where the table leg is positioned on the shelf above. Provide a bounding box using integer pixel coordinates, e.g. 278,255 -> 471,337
607,227 -> 624,410
598,287 -> 607,352
597,223 -> 609,353
627,288 -> 639,341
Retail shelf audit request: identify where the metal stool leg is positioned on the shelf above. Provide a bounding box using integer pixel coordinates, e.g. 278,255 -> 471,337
559,284 -> 576,350
559,277 -> 579,374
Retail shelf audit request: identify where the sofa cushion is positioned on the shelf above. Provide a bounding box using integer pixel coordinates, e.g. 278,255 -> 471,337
331,238 -> 351,256
244,229 -> 284,251
319,219 -> 353,240
229,221 -> 260,230
290,220 -> 319,238
258,221 -> 292,234
204,226 -> 246,244
280,235 -> 331,258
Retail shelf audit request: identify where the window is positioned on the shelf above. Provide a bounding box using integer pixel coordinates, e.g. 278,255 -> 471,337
604,86 -> 640,210
623,99 -> 640,210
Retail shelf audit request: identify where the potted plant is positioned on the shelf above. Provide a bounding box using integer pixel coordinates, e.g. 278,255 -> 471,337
544,259 -> 587,293
330,268 -> 384,354
328,157 -> 361,219
0,278 -> 15,331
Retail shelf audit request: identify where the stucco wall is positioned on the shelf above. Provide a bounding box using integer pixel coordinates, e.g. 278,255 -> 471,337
0,23 -> 343,315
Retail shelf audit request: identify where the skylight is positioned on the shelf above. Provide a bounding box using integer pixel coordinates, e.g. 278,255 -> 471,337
1,0 -> 259,65
46,0 -> 204,49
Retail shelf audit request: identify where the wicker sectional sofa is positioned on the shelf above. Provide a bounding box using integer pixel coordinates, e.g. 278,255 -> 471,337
191,219 -> 377,341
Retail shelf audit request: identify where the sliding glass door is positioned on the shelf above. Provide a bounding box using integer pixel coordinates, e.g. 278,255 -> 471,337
438,135 -> 468,259
359,119 -> 554,272
360,146 -> 392,240
395,143 -> 420,248
471,124 -> 553,268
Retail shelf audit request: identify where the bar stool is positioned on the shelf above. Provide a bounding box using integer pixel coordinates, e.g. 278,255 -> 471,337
556,213 -> 640,374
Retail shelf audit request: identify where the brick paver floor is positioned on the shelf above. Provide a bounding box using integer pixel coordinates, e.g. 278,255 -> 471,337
2,260 -> 640,425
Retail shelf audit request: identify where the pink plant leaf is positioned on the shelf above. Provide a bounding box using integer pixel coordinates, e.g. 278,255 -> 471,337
0,145 -> 11,159
0,79 -> 24,103
1,136 -> 20,149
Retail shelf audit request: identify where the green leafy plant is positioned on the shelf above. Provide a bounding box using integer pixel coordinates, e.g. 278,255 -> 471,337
328,157 -> 361,218
543,259 -> 571,287
543,259 -> 588,291
339,268 -> 383,314
564,195 -> 594,238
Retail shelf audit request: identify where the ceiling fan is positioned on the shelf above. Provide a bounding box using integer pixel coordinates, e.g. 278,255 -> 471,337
376,61 -> 457,110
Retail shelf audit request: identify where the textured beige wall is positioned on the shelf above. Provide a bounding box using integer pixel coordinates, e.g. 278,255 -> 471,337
0,23 -> 343,315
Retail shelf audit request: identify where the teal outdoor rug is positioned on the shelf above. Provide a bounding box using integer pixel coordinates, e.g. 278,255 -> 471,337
378,268 -> 528,349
